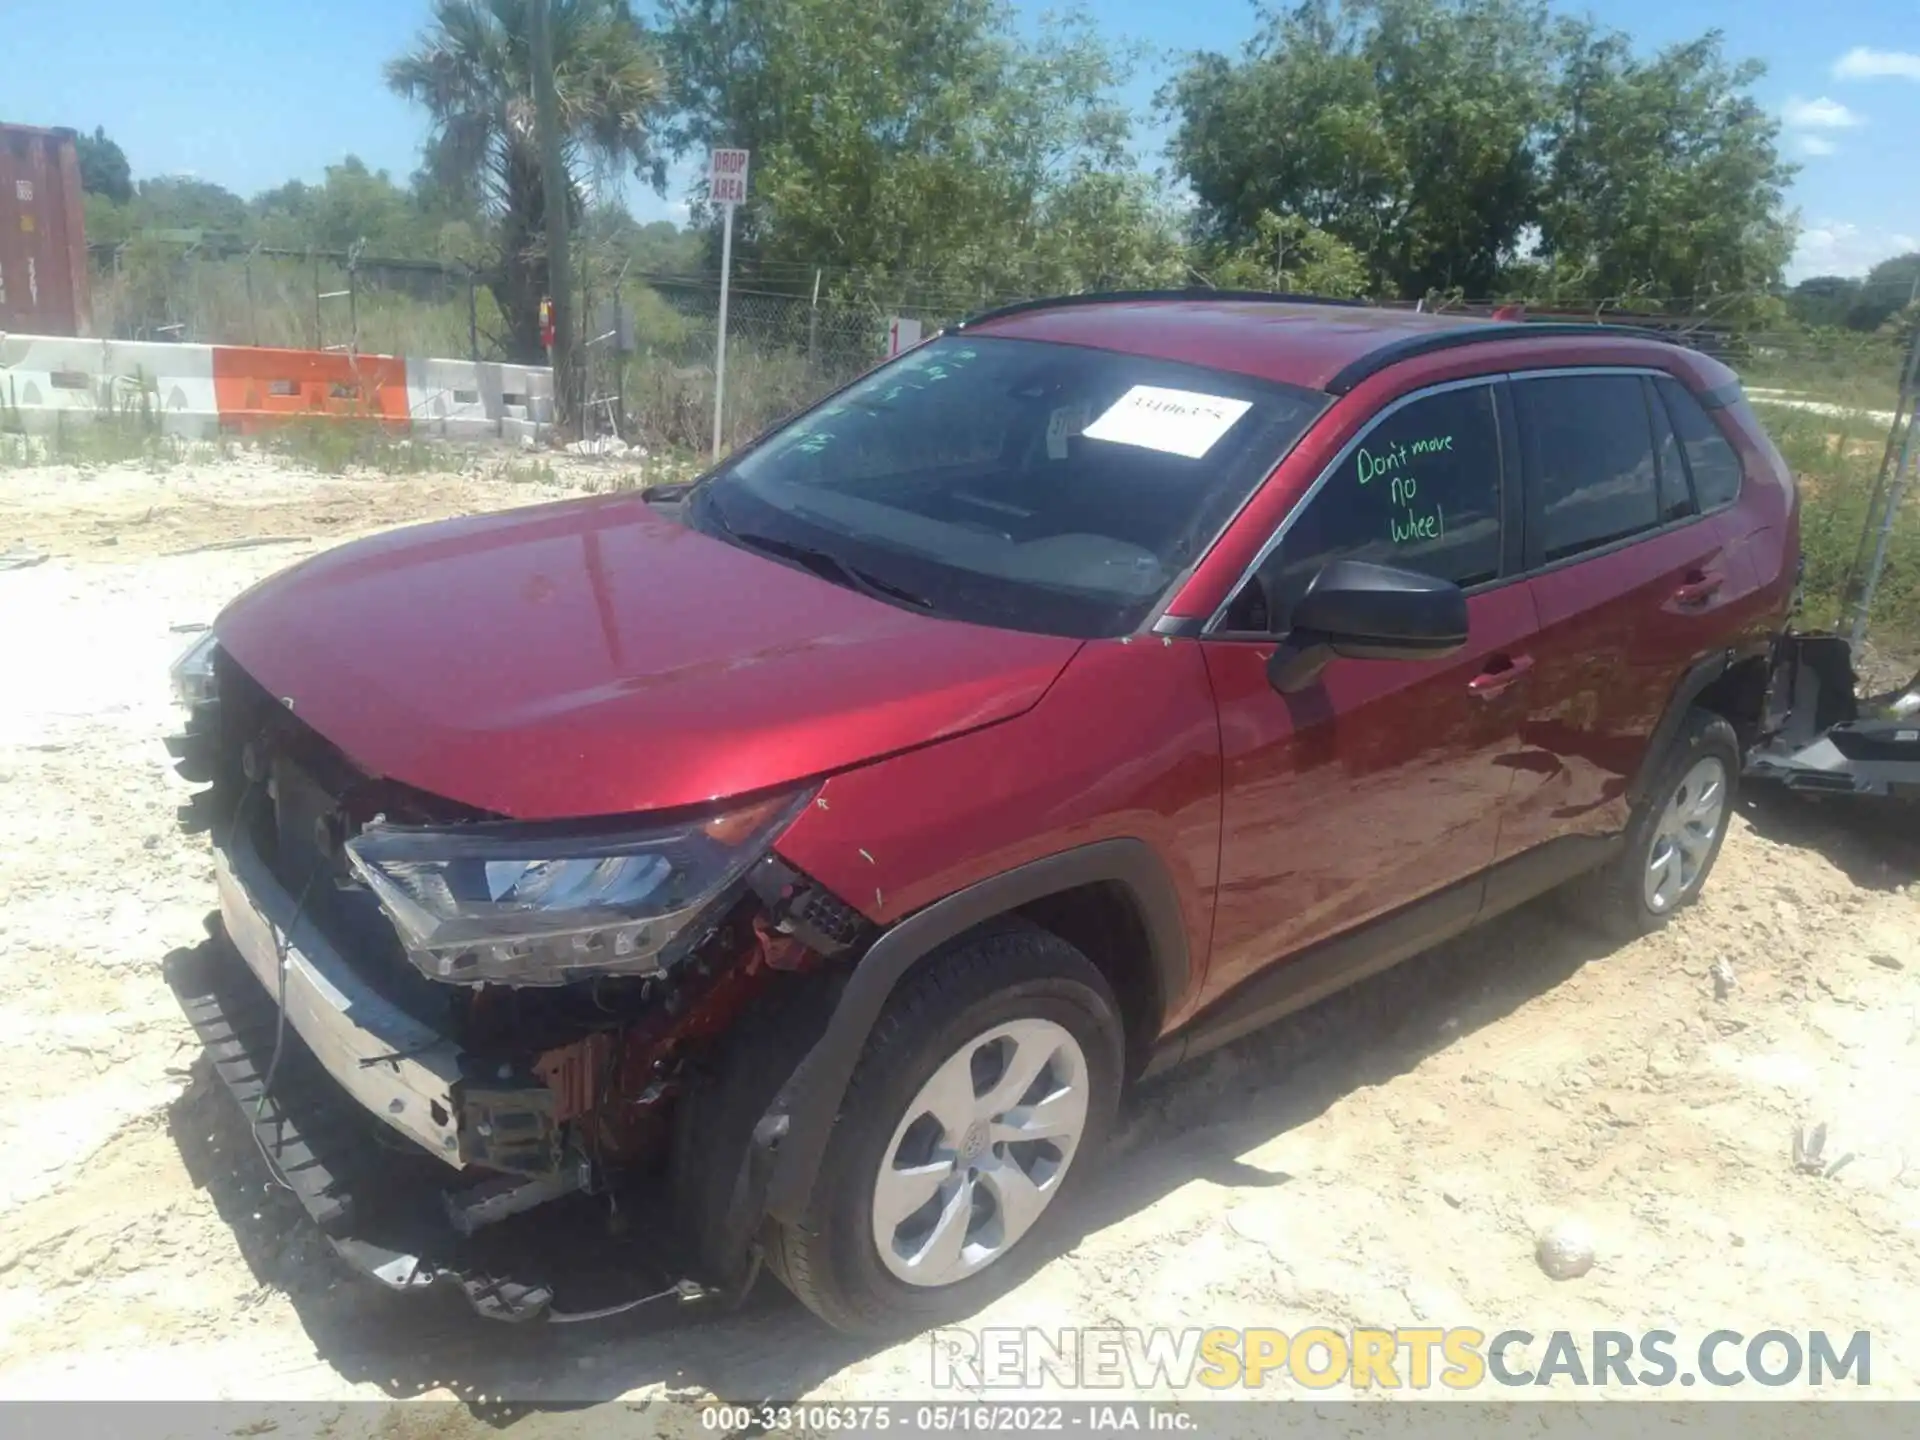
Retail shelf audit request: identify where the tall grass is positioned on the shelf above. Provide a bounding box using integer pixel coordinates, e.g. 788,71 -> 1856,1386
1739,330 -> 1906,413
1756,400 -> 1920,645
90,249 -> 498,358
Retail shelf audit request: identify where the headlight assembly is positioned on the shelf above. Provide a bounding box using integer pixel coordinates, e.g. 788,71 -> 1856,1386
344,787 -> 814,987
169,631 -> 220,710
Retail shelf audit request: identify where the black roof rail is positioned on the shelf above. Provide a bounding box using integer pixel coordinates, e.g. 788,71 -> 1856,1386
954,288 -> 1374,330
1323,320 -> 1683,395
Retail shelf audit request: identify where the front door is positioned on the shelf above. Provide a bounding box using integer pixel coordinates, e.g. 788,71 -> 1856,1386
1199,378 -> 1538,1013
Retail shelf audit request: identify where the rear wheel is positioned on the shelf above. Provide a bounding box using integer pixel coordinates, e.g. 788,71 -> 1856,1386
765,921 -> 1123,1336
1568,709 -> 1738,940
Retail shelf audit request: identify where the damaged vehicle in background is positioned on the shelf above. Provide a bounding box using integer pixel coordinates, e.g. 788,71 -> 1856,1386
165,292 -> 1797,1334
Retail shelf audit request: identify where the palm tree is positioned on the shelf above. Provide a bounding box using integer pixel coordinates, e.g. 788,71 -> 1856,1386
387,0 -> 665,361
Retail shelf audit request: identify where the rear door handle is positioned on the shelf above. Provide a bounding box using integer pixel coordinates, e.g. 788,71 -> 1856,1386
1469,653 -> 1534,699
1673,571 -> 1724,608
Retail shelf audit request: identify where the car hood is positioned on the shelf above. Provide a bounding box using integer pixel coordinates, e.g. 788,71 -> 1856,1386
214,494 -> 1081,820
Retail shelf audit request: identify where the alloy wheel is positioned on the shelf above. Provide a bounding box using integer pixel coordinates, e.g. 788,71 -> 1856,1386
1643,756 -> 1729,913
869,1017 -> 1089,1288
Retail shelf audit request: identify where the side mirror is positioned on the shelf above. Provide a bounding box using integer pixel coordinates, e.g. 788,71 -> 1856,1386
1266,559 -> 1469,693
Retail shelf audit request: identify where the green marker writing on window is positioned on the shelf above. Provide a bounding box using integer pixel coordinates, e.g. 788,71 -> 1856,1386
1357,435 -> 1454,485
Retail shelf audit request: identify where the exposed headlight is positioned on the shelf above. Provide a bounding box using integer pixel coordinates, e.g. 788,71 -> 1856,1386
344,788 -> 813,987
169,630 -> 220,709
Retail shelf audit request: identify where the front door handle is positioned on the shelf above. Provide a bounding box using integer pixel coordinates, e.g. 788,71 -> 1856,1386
1469,653 -> 1534,699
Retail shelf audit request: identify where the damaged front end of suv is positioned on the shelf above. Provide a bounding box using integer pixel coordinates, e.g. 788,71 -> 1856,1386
164,639 -> 869,1323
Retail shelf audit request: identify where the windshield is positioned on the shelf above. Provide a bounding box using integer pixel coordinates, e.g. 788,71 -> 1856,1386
692,334 -> 1325,638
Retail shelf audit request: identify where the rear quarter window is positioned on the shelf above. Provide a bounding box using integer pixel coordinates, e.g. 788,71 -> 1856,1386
1656,376 -> 1745,511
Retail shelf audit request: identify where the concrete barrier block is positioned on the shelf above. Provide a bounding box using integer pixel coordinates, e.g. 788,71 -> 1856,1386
0,333 -> 220,438
406,357 -> 553,441
0,333 -> 555,446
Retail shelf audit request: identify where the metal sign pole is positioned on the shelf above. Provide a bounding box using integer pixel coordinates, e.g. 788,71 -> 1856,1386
712,199 -> 734,462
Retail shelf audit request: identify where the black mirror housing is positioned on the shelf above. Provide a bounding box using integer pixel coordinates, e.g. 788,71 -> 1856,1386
1266,560 -> 1469,693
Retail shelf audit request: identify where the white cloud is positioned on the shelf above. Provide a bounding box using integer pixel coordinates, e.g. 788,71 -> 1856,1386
1782,95 -> 1866,128
1789,220 -> 1920,282
1795,134 -> 1839,157
1833,47 -> 1920,81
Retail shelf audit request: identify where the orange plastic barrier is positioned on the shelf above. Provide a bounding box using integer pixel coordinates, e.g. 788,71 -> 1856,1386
210,346 -> 411,433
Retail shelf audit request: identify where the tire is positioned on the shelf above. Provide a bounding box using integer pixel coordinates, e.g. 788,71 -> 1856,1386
1567,709 -> 1739,941
764,919 -> 1124,1336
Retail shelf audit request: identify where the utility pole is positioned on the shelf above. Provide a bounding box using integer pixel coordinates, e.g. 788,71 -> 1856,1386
531,0 -> 573,437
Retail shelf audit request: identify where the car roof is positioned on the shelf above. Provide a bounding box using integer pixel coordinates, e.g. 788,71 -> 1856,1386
959,293 -> 1704,395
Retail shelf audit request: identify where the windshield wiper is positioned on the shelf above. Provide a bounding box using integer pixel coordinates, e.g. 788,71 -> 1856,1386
697,488 -> 936,610
731,528 -> 936,611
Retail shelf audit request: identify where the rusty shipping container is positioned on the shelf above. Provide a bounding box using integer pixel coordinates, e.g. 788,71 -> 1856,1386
0,123 -> 92,336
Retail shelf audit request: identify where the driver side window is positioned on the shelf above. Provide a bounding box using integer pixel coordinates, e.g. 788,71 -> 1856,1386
1226,382 -> 1505,632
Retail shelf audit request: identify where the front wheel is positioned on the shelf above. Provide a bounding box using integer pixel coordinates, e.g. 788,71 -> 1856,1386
765,921 -> 1124,1336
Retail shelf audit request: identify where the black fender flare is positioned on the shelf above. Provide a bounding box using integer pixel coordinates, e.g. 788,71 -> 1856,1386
756,837 -> 1190,1226
1628,649 -> 1737,808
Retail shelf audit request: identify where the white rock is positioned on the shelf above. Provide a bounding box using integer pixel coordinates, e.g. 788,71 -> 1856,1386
1536,1218 -> 1596,1280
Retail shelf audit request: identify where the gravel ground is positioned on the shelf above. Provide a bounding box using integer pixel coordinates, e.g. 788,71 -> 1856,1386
1,453 -> 1917,1423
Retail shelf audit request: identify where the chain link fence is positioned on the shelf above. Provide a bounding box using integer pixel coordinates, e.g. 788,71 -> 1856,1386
83,232 -> 1912,441
578,274 -> 967,452
88,239 -> 497,358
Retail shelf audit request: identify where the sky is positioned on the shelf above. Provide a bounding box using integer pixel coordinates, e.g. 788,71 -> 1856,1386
2,0 -> 1915,283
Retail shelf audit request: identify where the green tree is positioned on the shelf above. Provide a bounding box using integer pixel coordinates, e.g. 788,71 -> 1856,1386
1167,0 -> 1555,298
657,0 -> 1162,302
1846,252 -> 1920,332
1019,172 -> 1191,294
1203,211 -> 1370,296
125,176 -> 249,235
76,126 -> 132,204
1786,275 -> 1864,330
1534,26 -> 1794,311
1168,0 -> 1795,307
386,0 -> 667,360
579,203 -> 704,275
252,157 -> 442,254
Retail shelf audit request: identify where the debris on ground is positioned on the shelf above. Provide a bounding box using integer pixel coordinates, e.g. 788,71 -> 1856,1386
1534,1218 -> 1597,1280
1711,957 -> 1737,999
563,436 -> 646,458
1792,1122 -> 1829,1175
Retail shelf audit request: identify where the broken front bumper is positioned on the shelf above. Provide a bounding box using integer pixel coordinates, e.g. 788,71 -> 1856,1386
212,832 -> 466,1164
166,836 -> 703,1322
1744,632 -> 1920,801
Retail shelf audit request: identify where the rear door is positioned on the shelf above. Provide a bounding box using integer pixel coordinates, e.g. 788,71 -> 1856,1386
1496,368 -> 1742,864
1199,378 -> 1538,1010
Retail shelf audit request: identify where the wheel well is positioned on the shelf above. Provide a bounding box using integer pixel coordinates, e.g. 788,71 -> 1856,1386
1692,654 -> 1771,748
1014,881 -> 1160,1078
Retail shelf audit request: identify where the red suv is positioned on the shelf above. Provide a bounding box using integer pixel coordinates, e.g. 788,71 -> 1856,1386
166,294 -> 1797,1334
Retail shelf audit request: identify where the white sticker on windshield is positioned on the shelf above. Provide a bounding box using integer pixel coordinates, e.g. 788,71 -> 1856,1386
1081,385 -> 1253,460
